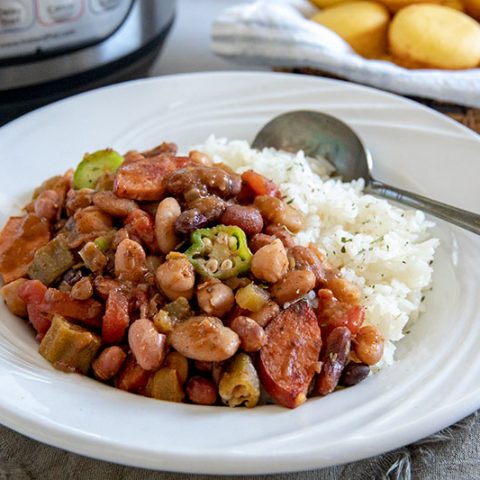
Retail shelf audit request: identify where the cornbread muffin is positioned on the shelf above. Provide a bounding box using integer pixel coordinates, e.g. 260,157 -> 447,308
310,0 -> 350,7
311,1 -> 390,58
378,0 -> 442,13
389,4 -> 480,69
442,0 -> 465,12
464,0 -> 480,18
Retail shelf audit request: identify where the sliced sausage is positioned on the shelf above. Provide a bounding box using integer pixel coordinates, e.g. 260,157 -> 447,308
257,301 -> 322,408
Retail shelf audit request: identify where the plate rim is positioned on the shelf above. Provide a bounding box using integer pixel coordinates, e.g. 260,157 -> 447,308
0,71 -> 479,474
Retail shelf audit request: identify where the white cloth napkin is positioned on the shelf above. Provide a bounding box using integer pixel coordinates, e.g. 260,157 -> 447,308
212,0 -> 480,108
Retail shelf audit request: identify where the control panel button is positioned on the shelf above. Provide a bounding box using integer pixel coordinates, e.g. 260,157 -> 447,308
89,0 -> 122,13
37,0 -> 83,24
0,0 -> 33,30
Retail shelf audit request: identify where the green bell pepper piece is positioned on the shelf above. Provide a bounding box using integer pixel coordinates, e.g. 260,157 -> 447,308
185,225 -> 252,280
73,149 -> 123,189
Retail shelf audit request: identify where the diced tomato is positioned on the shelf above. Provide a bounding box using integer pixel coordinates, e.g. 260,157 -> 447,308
0,214 -> 50,283
102,289 -> 130,344
41,288 -> 103,327
241,170 -> 281,198
115,354 -> 151,393
18,280 -> 51,336
124,209 -> 157,252
317,288 -> 365,341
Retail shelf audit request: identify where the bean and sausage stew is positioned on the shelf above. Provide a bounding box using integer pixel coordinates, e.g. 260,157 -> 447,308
0,143 -> 384,408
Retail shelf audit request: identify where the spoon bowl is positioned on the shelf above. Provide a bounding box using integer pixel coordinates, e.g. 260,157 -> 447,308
252,110 -> 480,235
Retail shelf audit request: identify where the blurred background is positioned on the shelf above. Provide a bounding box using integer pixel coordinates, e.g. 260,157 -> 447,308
0,0 -> 478,125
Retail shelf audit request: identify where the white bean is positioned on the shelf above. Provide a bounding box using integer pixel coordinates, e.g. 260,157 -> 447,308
128,318 -> 167,371
114,238 -> 147,283
155,197 -> 181,254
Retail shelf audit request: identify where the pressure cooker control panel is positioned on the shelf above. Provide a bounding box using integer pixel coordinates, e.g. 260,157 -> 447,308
0,0 -> 133,59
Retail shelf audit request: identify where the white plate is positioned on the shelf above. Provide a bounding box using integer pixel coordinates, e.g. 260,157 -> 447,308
0,72 -> 479,474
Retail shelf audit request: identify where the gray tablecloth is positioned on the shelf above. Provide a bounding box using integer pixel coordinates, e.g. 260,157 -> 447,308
1,411 -> 478,479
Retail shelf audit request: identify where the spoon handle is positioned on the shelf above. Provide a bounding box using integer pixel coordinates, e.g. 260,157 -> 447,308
366,179 -> 480,235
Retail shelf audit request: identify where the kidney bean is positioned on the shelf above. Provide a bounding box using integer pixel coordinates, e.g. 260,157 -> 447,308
248,233 -> 275,253
229,316 -> 265,352
155,197 -> 181,254
264,224 -> 295,249
315,326 -> 351,396
92,346 -> 127,381
169,316 -> 240,362
271,269 -> 316,306
175,209 -> 209,235
251,239 -> 289,283
339,362 -> 370,387
220,204 -> 263,236
128,318 -> 167,371
353,325 -> 384,366
186,376 -> 218,405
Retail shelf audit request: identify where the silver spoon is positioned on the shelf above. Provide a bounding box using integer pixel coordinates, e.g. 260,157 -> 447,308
252,110 -> 480,235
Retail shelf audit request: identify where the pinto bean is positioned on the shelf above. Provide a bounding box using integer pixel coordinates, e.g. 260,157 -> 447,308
271,269 -> 316,306
170,316 -> 240,362
155,197 -> 181,254
248,300 -> 280,327
327,277 -> 361,305
248,233 -> 274,253
265,224 -> 295,249
128,318 -> 167,371
92,191 -> 138,217
197,278 -> 235,317
254,195 -> 304,233
353,325 -> 384,366
175,209 -> 209,235
188,150 -> 212,166
114,239 -> 147,283
229,316 -> 265,352
289,245 -> 329,288
70,277 -> 93,300
34,190 -> 60,222
315,326 -> 351,396
92,346 -> 127,381
251,239 -> 288,283
186,376 -> 218,405
339,362 -> 370,387
166,166 -> 241,200
155,254 -> 195,301
220,205 -> 263,236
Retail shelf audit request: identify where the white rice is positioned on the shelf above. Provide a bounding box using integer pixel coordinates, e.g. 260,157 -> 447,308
193,136 -> 439,367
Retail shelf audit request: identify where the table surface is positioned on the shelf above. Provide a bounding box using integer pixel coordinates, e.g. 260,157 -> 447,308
1,0 -> 479,478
